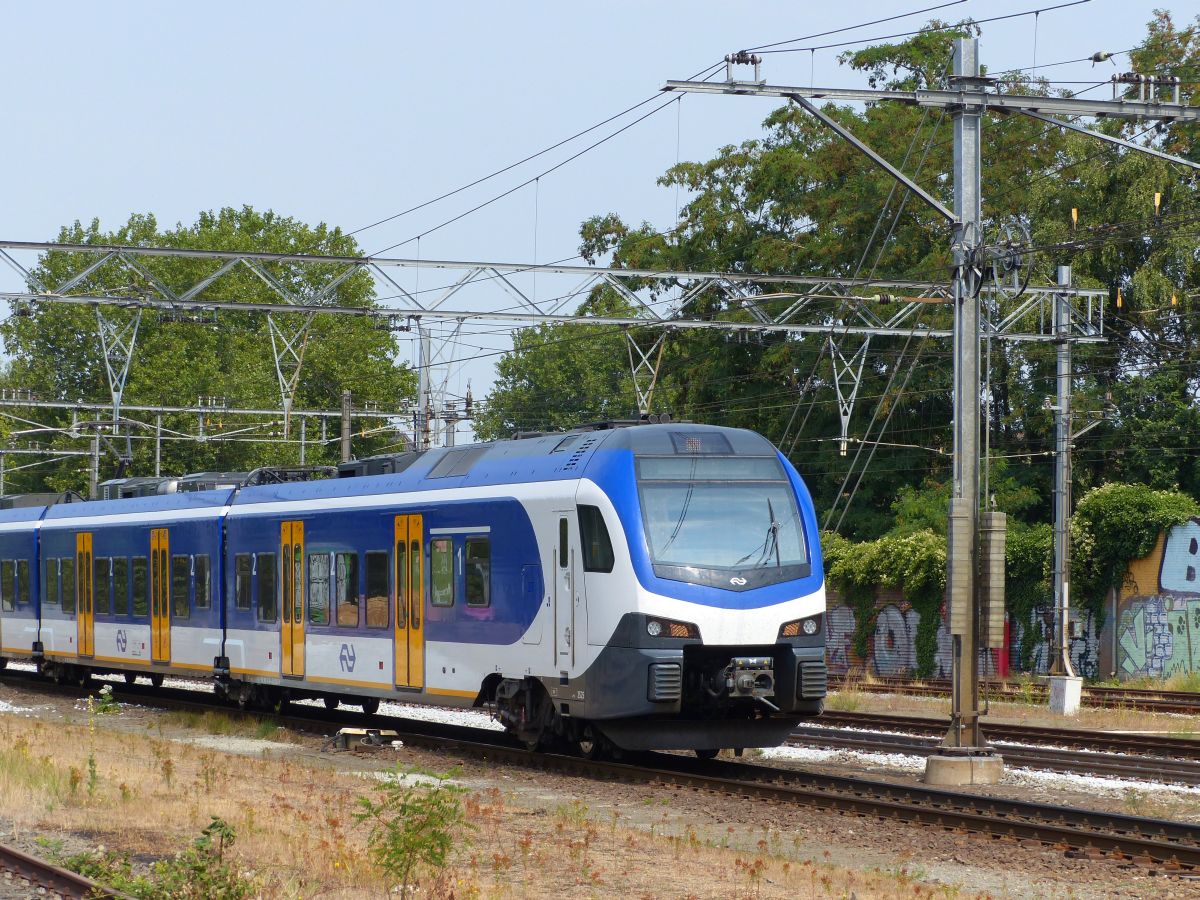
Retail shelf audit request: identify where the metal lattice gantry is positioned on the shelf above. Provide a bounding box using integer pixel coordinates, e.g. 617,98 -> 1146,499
0,239 -> 1107,442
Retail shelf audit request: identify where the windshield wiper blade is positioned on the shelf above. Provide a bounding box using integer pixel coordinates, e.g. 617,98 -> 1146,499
734,498 -> 782,568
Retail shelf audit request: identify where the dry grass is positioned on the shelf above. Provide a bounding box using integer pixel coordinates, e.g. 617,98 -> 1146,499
0,707 -> 991,898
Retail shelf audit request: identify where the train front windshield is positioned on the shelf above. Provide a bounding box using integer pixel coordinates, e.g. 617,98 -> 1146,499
636,455 -> 810,589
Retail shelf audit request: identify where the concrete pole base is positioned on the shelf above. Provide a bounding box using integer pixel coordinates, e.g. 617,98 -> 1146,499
1048,675 -> 1083,715
922,752 -> 1004,785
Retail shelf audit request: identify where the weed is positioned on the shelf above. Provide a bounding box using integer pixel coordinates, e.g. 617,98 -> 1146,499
160,758 -> 174,790
353,766 -> 474,897
87,753 -> 98,799
93,684 -> 120,715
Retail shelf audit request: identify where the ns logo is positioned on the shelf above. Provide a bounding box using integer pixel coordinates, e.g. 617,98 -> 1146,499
729,577 -> 748,587
339,643 -> 357,673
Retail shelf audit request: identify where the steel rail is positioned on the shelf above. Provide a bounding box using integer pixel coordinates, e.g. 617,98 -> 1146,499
818,710 -> 1200,760
0,841 -> 130,899
2,670 -> 1197,874
787,726 -> 1200,786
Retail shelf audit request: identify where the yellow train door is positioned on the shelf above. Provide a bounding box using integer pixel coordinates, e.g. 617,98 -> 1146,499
281,521 -> 305,677
75,533 -> 94,657
150,529 -> 171,663
393,515 -> 423,689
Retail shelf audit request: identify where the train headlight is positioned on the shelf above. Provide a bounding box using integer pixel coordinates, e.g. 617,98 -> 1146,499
780,616 -> 822,638
646,617 -> 699,639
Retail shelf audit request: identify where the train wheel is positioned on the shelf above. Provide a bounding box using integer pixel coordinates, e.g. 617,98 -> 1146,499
123,672 -> 137,685
361,698 -> 380,716
576,725 -> 606,760
323,697 -> 340,711
75,667 -> 91,687
694,748 -> 720,761
149,674 -> 164,689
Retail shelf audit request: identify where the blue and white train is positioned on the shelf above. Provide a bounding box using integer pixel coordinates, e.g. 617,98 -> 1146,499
0,422 -> 826,755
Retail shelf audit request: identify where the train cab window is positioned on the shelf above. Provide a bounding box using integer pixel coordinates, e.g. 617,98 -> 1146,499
430,539 -> 453,607
364,551 -> 389,628
94,557 -> 111,615
61,558 -> 76,613
16,560 -> 29,607
112,558 -> 129,616
194,555 -> 211,609
171,555 -> 190,619
335,552 -> 359,628
256,553 -> 277,623
42,559 -> 59,606
0,560 -> 12,611
307,553 -> 330,625
464,538 -> 490,607
578,506 -> 615,573
132,557 -> 148,616
235,554 -> 252,611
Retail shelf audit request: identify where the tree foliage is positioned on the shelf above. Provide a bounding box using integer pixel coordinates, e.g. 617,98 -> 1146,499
2,207 -> 415,492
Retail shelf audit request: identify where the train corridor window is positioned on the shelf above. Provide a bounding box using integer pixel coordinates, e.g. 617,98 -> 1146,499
132,557 -> 148,616
578,506 -> 615,573
112,558 -> 129,616
16,560 -> 29,606
365,551 -> 389,628
465,538 -> 490,608
308,553 -> 330,625
61,558 -> 76,613
256,554 -> 277,623
235,554 -> 252,611
194,555 -> 211,610
335,552 -> 359,627
171,555 -> 190,619
94,557 -> 111,615
0,560 -> 12,611
42,559 -> 59,606
430,539 -> 453,607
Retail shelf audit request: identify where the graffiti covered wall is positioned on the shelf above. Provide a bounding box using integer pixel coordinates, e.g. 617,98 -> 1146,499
1114,523 -> 1200,679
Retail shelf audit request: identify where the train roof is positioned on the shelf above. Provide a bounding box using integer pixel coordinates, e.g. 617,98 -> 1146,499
0,423 -> 783,525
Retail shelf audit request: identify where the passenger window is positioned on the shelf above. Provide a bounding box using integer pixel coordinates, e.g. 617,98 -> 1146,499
194,555 -> 211,609
335,552 -> 359,627
430,539 -> 453,607
235,554 -> 252,611
42,558 -> 59,606
131,557 -> 148,616
395,541 -> 407,628
578,506 -> 615,573
16,560 -> 29,606
171,555 -> 190,619
94,557 -> 111,615
558,518 -> 568,568
0,560 -> 12,611
365,551 -> 389,628
409,540 -> 421,627
61,558 -> 76,613
308,553 -> 330,625
256,553 -> 277,623
283,544 -> 293,624
465,538 -> 490,608
112,558 -> 129,616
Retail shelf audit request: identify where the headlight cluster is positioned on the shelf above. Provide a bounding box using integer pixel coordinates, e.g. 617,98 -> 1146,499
779,616 -> 821,638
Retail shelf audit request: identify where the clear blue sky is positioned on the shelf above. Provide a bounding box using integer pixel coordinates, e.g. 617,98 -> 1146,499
0,0 -> 1187,425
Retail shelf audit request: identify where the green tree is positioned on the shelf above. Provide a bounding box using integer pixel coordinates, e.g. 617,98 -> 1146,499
1,207 -> 416,493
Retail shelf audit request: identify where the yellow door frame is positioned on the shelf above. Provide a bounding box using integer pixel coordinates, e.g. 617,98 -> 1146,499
281,521 -> 305,677
393,514 -> 424,689
150,529 -> 171,663
75,533 -> 94,657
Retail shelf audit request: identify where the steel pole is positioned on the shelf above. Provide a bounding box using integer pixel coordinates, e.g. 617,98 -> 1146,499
946,37 -> 984,750
1051,265 -> 1076,676
340,390 -> 352,463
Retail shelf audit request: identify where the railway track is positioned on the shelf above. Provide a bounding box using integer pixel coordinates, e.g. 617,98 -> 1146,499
829,674 -> 1200,715
819,709 -> 1200,759
789,724 -> 1200,786
0,840 -> 126,899
4,670 -> 1199,876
